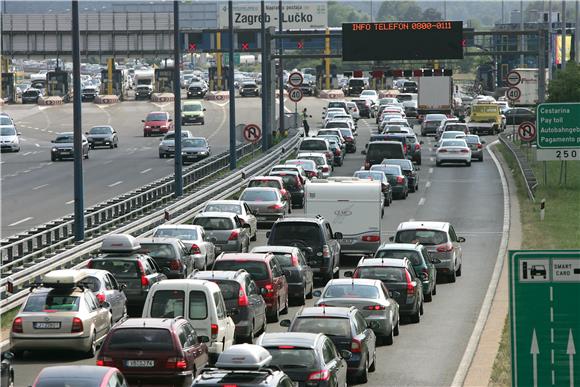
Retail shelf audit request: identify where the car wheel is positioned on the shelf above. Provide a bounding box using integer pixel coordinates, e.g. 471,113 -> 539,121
281,296 -> 289,315
466,161 -> 471,167
369,350 -> 376,372
410,308 -> 421,324
433,283 -> 437,295
267,303 -> 280,323
436,161 -> 441,166
394,320 -> 400,336
51,154 -> 56,162
410,185 -> 415,193
357,357 -> 369,383
201,119 -> 205,125
449,268 -> 457,283
159,153 -> 165,159
86,330 -> 97,358
84,151 -> 89,160
417,158 -> 422,165
479,156 -> 484,161
385,327 -> 394,345
457,264 -> 462,277
333,267 -> 340,279
420,301 -> 424,316
306,282 -> 313,299
250,230 -> 257,242
425,290 -> 433,302
110,143 -> 114,149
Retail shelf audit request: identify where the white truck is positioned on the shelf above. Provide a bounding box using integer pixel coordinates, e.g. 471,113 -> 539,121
417,76 -> 453,121
304,178 -> 383,255
507,68 -> 548,106
133,69 -> 154,87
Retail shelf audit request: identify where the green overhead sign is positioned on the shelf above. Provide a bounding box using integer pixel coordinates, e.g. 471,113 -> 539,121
509,250 -> 580,387
536,103 -> 580,161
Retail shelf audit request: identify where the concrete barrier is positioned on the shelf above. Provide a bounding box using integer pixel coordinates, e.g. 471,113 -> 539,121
318,90 -> 345,99
204,91 -> 230,101
94,95 -> 119,104
38,96 -> 64,106
151,93 -> 175,103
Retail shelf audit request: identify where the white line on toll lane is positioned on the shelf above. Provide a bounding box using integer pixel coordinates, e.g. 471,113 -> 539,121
35,143 -> 40,147
425,181 -> 431,188
23,152 -> 32,156
8,217 -> 34,227
32,184 -> 49,190
428,168 -> 434,174
108,181 -> 123,188
140,168 -> 152,174
66,200 -> 75,204
418,198 -> 426,206
102,160 -> 113,165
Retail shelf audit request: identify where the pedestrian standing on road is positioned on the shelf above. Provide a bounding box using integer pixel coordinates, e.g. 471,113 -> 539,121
302,108 -> 312,137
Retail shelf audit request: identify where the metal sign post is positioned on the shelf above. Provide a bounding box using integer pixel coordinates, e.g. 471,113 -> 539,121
173,0 -> 183,197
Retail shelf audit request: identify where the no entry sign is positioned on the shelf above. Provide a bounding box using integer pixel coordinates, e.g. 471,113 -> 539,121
243,124 -> 262,143
288,72 -> 303,87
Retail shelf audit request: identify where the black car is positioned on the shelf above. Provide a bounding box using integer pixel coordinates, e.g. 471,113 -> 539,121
21,88 -> 41,104
401,81 -> 418,93
134,85 -> 153,100
269,170 -> 305,209
504,107 -> 535,125
50,132 -> 90,161
405,134 -> 423,165
81,87 -> 98,102
251,245 -> 314,305
382,158 -> 420,192
1,352 -> 14,387
182,137 -> 211,164
256,333 -> 349,387
362,141 -> 405,170
85,125 -> 118,149
191,270 -> 267,344
239,81 -> 260,97
280,306 -> 376,384
379,134 -> 412,158
352,99 -> 372,118
267,216 -> 342,283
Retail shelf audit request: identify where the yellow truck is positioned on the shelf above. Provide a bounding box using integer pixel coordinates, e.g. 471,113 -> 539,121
467,102 -> 506,135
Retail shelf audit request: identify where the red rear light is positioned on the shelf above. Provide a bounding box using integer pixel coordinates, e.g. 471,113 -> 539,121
405,270 -> 415,296
211,323 -> 219,339
362,234 -> 380,242
353,270 -> 360,278
308,370 -> 331,381
87,260 -> 93,268
364,305 -> 386,310
12,317 -> 23,333
477,143 -> 482,149
280,188 -> 288,196
461,149 -> 469,153
403,144 -> 407,153
351,338 -> 362,353
439,149 -> 448,153
346,137 -> 353,142
318,303 -> 329,307
322,245 -> 331,258
238,288 -> 249,307
396,176 -> 405,184
170,259 -> 182,271
421,268 -> 430,281
71,317 -> 83,333
166,357 -> 188,369
291,255 -> 299,266
263,283 -> 275,297
228,230 -> 239,241
190,244 -> 201,255
269,204 -> 283,210
436,242 -> 454,252
334,148 -> 341,155
278,345 -> 295,349
415,143 -> 421,151
96,293 -> 106,304
322,166 -> 329,172
96,356 -> 113,367
141,275 -> 150,286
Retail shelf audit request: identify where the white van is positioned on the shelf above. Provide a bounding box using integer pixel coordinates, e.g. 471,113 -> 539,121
142,279 -> 236,361
304,178 -> 383,255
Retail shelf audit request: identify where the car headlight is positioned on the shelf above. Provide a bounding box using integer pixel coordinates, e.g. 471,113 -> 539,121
145,125 -> 151,129
200,151 -> 208,155
51,147 -> 58,152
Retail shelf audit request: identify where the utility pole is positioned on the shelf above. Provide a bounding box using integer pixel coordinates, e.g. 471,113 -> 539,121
228,0 -> 236,170
561,0 -> 567,70
173,0 -> 183,197
278,0 -> 284,135
520,0 -> 525,66
576,0 -> 579,64
261,0 -> 268,151
548,0 -> 553,79
72,0 -> 85,241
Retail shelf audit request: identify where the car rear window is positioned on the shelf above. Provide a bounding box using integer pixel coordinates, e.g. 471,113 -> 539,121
154,228 -> 199,240
248,180 -> 281,190
139,243 -> 176,259
322,284 -> 379,299
269,252 -> 294,267
441,140 -> 467,147
356,267 -> 406,282
193,217 -> 234,230
150,290 -> 185,318
425,120 -> 441,128
367,143 -> 402,160
240,190 -> 277,202
370,165 -> 401,176
211,280 -> 240,301
328,102 -> 346,109
213,260 -> 270,281
270,222 -> 321,245
299,140 -> 326,151
204,203 -> 242,215
24,294 -> 81,312
79,276 -> 101,292
395,229 -> 448,245
354,171 -> 384,181
270,173 -> 300,189
189,290 -> 209,320
375,250 -> 422,265
91,260 -> 140,279
266,347 -> 318,368
293,317 -> 351,336
108,328 -> 174,351
298,156 -> 324,166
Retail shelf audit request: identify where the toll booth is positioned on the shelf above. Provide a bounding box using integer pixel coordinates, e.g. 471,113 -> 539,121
46,69 -> 73,102
208,66 -> 230,91
154,68 -> 174,93
100,69 -> 125,100
1,72 -> 16,103
316,64 -> 337,89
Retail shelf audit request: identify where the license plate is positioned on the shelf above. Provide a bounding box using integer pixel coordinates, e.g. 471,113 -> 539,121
215,247 -> 222,254
33,322 -> 61,329
340,239 -> 356,244
152,129 -> 159,132
125,360 -> 155,368
257,216 -> 268,221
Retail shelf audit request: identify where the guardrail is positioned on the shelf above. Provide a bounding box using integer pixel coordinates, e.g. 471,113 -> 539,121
498,132 -> 538,201
0,130 -> 302,316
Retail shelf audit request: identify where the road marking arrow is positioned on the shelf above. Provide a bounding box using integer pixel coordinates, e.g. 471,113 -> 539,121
531,329 -> 540,387
568,330 -> 576,387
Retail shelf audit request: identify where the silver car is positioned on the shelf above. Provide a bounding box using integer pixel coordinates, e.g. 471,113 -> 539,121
158,130 -> 192,158
78,269 -> 128,323
392,221 -> 465,283
191,212 -> 251,254
202,200 -> 258,242
51,132 -> 90,161
152,224 -> 216,270
464,134 -> 486,161
0,115 -> 20,152
86,125 -> 118,149
182,137 -> 210,163
239,187 -> 289,224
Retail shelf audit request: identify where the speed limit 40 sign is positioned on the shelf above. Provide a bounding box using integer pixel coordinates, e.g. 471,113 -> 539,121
288,87 -> 303,103
506,87 -> 521,101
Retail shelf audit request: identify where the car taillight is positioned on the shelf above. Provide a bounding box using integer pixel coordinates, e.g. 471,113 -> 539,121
364,305 -> 386,310
137,261 -> 150,287
405,270 -> 415,296
87,260 -> 93,268
228,230 -> 239,240
71,317 -> 84,333
166,357 -> 188,369
353,270 -> 360,278
477,143 -> 482,149
170,259 -> 182,270
190,244 -> 201,254
322,245 -> 331,258
12,317 -> 23,333
415,143 -> 421,151
351,338 -> 362,353
262,283 -> 275,298
307,171 -> 316,178
96,293 -> 106,304
364,161 -> 371,170
318,303 -> 329,307
291,255 -> 299,266
362,234 -> 380,242
96,356 -> 114,367
436,242 -> 454,252
280,188 -> 288,196
238,288 -> 249,307
326,151 -> 333,159
334,148 -> 341,156
307,370 -> 331,381
396,176 -> 405,184
439,149 -> 448,153
211,323 -> 219,339
421,268 -> 430,281
461,149 -> 469,153
346,137 -> 353,142
268,204 -> 283,210
403,144 -> 407,153
322,166 -> 329,172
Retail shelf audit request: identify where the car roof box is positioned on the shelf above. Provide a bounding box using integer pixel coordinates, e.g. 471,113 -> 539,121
101,234 -> 141,253
43,269 -> 89,287
215,344 -> 272,370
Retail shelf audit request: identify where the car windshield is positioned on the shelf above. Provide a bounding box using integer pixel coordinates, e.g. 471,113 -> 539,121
266,348 -> 318,368
24,293 -> 81,312
300,140 -> 326,151
354,171 -> 384,181
349,80 -> 364,86
396,229 -> 448,245
241,190 -> 278,202
183,104 -> 202,112
356,267 -> 406,283
270,222 -> 321,245
54,135 -> 73,143
441,140 -> 467,147
153,228 -> 199,240
0,127 -> 16,136
193,217 -> 234,230
108,328 -> 174,351
139,243 -> 176,259
89,127 -> 111,134
146,113 -> 167,121
91,260 -> 140,279
0,116 -> 13,125
23,90 -> 39,96
183,139 -> 207,147
323,284 -> 379,299
375,250 -> 422,265
213,260 -> 269,281
293,317 -> 351,336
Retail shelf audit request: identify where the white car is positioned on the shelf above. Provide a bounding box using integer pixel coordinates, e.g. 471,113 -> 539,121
436,138 -> 472,167
379,114 -> 406,131
346,101 -> 360,120
0,114 -> 20,152
296,152 -> 332,178
201,200 -> 258,242
436,131 -> 467,147
152,224 -> 217,270
360,89 -> 379,105
322,109 -> 349,126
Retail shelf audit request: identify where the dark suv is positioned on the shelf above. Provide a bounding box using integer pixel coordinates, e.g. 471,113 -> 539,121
97,317 -> 209,386
190,270 -> 267,343
212,253 -> 289,323
267,216 -> 342,283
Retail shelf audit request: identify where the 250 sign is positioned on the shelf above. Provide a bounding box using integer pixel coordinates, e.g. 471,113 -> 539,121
556,150 -> 578,159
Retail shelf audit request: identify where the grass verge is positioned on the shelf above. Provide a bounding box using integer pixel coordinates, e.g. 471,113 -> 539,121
489,143 -> 580,386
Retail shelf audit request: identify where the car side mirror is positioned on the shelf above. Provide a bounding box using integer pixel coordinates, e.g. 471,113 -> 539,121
433,144 -> 438,148
168,119 -> 173,122
340,350 -> 352,360
17,132 -> 22,136
481,140 -> 486,144
431,258 -> 442,264
266,231 -> 271,238
209,237 -> 217,244
343,271 -> 353,277
119,283 -> 127,290
198,335 -> 210,343
227,308 -> 239,317
279,319 -> 291,328
361,149 -> 366,155
101,301 -> 111,309
458,237 -> 466,243
85,132 -> 89,135
312,290 -> 322,297
334,232 -> 343,239
203,108 -> 207,111
141,120 -> 145,122
51,140 -> 55,143
388,236 -> 394,242
419,141 -> 424,145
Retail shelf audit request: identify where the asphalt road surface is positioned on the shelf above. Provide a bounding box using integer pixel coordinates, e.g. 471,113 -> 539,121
6,99 -> 504,387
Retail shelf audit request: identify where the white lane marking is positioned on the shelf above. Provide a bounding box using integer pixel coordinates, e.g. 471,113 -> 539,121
428,168 -> 433,174
140,168 -> 152,174
425,181 -> 431,188
418,197 -> 426,206
430,157 -> 435,162
66,200 -> 75,204
23,152 -> 32,156
108,181 -> 123,187
8,217 -> 34,227
409,218 -> 415,222
32,184 -> 49,190
47,130 -> 53,133
22,169 -> 31,173
35,143 -> 40,147
102,160 -> 113,165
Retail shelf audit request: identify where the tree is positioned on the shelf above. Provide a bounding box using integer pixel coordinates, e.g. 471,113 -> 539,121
422,8 -> 442,21
328,2 -> 370,27
547,62 -> 580,102
377,1 -> 423,21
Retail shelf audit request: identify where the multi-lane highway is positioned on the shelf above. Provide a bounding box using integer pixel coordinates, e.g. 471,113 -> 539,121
6,98 -> 505,386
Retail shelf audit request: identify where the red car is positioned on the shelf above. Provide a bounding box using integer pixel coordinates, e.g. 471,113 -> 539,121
142,111 -> 173,137
212,253 -> 289,323
97,317 -> 209,386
